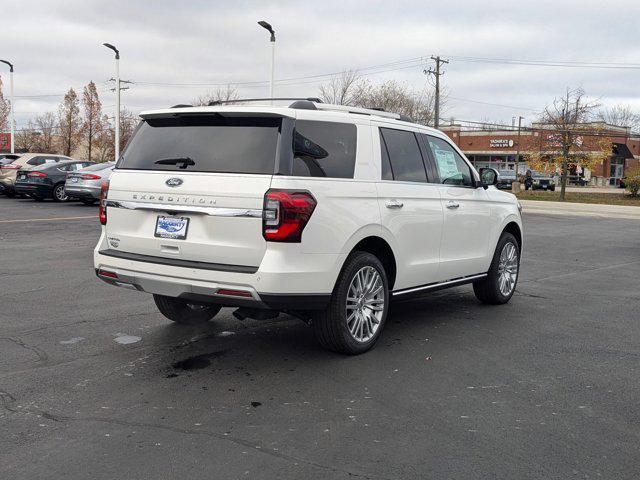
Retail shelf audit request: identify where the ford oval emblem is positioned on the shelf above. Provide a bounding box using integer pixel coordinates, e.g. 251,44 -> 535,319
165,178 -> 183,187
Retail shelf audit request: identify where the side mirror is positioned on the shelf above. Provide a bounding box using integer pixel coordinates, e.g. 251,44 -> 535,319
478,167 -> 499,189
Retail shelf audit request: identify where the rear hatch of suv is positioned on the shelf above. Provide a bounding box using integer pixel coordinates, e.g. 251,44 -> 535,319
104,112 -> 290,269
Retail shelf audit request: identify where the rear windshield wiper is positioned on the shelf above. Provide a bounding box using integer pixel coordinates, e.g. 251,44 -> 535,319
154,157 -> 195,169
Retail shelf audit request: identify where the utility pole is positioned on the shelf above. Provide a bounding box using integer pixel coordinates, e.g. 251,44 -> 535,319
425,56 -> 448,129
515,116 -> 523,175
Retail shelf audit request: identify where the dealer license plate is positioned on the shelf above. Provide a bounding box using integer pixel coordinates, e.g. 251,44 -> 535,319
154,216 -> 189,240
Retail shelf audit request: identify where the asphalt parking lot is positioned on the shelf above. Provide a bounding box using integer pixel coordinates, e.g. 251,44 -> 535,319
1,197 -> 639,480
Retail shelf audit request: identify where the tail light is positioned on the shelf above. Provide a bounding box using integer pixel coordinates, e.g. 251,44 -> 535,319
0,164 -> 20,170
81,173 -> 101,180
99,181 -> 109,225
28,171 -> 47,178
263,189 -> 316,242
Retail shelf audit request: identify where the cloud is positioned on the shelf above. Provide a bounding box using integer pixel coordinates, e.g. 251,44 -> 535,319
3,0 -> 640,127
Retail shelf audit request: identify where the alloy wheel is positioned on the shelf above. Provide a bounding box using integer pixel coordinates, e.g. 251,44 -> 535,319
54,184 -> 68,201
345,266 -> 385,343
497,242 -> 518,296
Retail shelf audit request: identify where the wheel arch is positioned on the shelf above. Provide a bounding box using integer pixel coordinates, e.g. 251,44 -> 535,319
502,221 -> 522,250
346,235 -> 397,290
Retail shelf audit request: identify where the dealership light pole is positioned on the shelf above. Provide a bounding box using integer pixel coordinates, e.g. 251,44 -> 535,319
258,21 -> 276,101
0,60 -> 14,153
103,43 -> 120,161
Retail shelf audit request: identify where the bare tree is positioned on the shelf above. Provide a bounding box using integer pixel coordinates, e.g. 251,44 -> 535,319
81,81 -> 104,161
58,88 -> 81,157
319,70 -> 361,105
94,114 -> 114,162
15,121 -> 39,152
597,104 -> 639,133
537,88 -> 600,201
318,74 -> 440,126
192,85 -> 239,106
34,112 -> 57,153
0,76 -> 10,132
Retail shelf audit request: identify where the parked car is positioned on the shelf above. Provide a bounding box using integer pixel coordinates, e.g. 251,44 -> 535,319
64,162 -> 116,205
0,153 -> 74,197
0,153 -> 20,166
496,170 -> 517,190
524,170 -> 556,191
94,100 -> 523,354
14,160 -> 95,201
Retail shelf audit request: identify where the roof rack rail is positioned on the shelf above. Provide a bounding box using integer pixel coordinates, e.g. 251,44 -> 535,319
170,104 -> 193,108
314,103 -> 403,120
207,97 -> 323,106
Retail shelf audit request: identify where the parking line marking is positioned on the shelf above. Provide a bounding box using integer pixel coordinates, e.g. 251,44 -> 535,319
0,215 -> 96,224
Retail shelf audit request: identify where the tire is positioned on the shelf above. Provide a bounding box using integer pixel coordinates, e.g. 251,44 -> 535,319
313,252 -> 389,355
81,198 -> 97,206
52,183 -> 68,202
550,186 -> 556,192
4,190 -> 15,198
473,232 -> 520,305
153,294 -> 222,324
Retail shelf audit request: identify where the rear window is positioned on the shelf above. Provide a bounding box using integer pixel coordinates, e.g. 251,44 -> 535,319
292,121 -> 357,178
118,116 -> 281,174
81,162 -> 114,172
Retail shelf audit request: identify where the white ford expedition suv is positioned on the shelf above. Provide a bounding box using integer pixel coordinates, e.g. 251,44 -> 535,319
94,99 -> 522,354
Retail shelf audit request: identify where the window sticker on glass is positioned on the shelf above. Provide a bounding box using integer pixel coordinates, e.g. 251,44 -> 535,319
432,147 -> 460,180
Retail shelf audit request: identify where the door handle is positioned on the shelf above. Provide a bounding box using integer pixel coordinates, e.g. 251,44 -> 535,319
446,201 -> 460,209
386,200 -> 404,209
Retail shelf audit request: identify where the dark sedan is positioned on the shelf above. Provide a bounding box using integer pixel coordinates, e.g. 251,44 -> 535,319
14,160 -> 95,201
496,170 -> 517,190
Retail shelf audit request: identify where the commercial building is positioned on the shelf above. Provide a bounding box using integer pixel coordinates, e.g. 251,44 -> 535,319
442,122 -> 640,186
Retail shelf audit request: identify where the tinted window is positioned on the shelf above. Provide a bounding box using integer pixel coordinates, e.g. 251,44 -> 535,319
81,162 -> 115,172
292,121 -> 357,178
379,131 -> 393,180
380,128 -> 427,182
426,136 -> 474,187
118,116 -> 281,174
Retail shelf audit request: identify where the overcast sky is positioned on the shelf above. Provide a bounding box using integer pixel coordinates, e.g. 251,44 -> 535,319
3,0 -> 640,129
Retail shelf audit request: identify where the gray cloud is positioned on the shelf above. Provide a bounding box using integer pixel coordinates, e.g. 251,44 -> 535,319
3,0 -> 640,128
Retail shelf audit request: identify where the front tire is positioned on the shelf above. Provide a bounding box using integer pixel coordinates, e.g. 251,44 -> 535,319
473,232 -> 520,305
313,252 -> 389,355
153,295 -> 221,325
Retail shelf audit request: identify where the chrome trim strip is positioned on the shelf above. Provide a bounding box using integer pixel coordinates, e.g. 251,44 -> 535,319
105,200 -> 263,218
392,273 -> 487,296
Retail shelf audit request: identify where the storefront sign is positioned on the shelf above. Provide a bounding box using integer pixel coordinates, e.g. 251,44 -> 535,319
490,139 -> 514,148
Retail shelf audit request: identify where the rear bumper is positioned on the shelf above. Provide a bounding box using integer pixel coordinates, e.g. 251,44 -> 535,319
93,232 -> 344,311
65,184 -> 101,199
14,183 -> 53,197
94,265 -> 331,310
0,178 -> 15,193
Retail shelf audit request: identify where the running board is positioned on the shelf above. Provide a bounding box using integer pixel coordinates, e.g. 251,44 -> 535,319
392,273 -> 487,297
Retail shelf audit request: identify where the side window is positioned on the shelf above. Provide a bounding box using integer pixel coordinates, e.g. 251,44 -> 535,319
27,156 -> 44,166
57,164 -> 72,172
379,128 -> 427,182
426,136 -> 474,187
292,121 -> 357,178
379,131 -> 393,180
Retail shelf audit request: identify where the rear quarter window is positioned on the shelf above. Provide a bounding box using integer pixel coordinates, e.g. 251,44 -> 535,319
292,121 -> 357,179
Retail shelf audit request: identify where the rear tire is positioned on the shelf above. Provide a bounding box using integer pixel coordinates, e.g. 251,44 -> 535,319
153,295 -> 222,325
313,252 -> 389,355
52,183 -> 68,202
473,232 -> 520,305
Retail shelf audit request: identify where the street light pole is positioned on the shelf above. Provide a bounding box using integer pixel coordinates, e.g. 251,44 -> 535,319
0,60 -> 14,153
103,43 -> 120,162
258,21 -> 276,101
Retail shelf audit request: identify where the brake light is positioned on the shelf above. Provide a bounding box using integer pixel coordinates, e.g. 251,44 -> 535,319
0,164 -> 20,170
99,181 -> 109,225
81,173 -> 101,180
263,190 -> 316,242
28,171 -> 46,178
